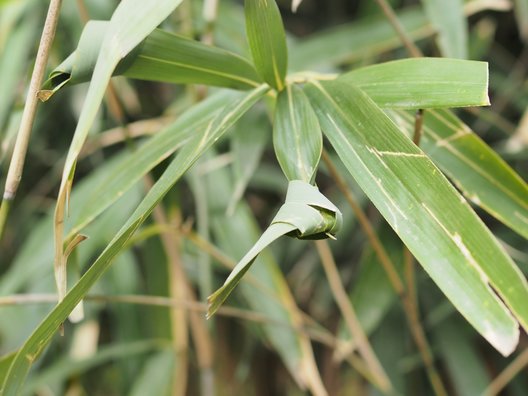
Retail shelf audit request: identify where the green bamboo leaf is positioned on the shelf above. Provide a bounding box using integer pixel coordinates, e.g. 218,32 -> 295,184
305,80 -> 528,356
208,180 -> 342,317
227,110 -> 269,215
390,109 -> 528,239
52,0 -> 183,308
66,91 -> 231,240
340,58 -> 489,109
421,0 -> 468,58
245,0 -> 288,90
274,84 -> 322,182
43,21 -> 262,95
1,86 -> 267,395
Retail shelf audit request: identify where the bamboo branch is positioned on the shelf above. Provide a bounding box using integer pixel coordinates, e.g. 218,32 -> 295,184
315,239 -> 392,394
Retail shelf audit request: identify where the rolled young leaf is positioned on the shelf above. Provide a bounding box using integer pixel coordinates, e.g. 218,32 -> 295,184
245,0 -> 288,90
207,180 -> 341,317
274,84 -> 322,182
305,80 -> 528,356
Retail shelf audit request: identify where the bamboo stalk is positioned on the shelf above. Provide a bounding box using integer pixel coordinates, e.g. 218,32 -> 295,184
0,0 -> 64,239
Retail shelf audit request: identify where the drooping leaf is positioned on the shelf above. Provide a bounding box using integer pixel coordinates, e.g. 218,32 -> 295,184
53,0 -> 183,314
244,0 -> 288,90
66,91 -> 231,240
340,58 -> 489,109
1,86 -> 267,395
273,84 -> 322,182
305,80 -> 528,356
389,109 -> 528,239
43,21 -> 262,95
206,162 -> 327,394
208,180 -> 342,317
421,0 -> 468,58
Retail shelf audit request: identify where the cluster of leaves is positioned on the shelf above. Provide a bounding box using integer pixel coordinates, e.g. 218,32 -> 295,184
0,0 -> 527,395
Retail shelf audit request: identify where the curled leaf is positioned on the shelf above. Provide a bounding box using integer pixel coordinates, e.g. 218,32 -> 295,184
207,180 -> 341,317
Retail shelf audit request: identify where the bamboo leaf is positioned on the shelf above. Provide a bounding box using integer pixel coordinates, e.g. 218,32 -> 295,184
305,80 -> 528,356
227,110 -> 269,215
421,0 -> 468,58
66,91 -> 231,240
274,84 -> 322,182
208,180 -> 342,317
390,109 -> 528,239
52,0 -> 183,308
43,21 -> 262,95
1,86 -> 267,395
340,58 -> 489,109
245,0 -> 288,90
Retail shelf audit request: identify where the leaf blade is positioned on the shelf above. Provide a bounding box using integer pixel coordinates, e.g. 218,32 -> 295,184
340,58 -> 489,109
245,0 -> 288,90
273,84 -> 322,182
305,80 -> 528,356
390,108 -> 528,239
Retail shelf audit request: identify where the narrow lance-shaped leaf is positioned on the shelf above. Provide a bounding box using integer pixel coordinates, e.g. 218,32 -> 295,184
340,58 -> 489,109
305,80 -> 528,356
53,0 -> 183,308
207,180 -> 342,317
274,84 -> 322,182
421,0 -> 468,58
389,108 -> 528,239
245,0 -> 288,90
1,86 -> 268,395
42,21 -> 262,96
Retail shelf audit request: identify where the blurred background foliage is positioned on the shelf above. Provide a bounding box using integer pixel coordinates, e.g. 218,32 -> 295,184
0,0 -> 527,395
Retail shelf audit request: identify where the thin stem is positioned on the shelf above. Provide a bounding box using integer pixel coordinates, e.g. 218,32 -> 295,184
322,151 -> 448,396
413,109 -> 425,146
315,240 -> 392,394
373,0 -> 423,58
483,347 -> 528,396
1,0 -> 64,238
